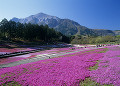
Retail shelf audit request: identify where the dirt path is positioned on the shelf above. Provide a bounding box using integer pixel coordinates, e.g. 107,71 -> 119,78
0,47 -> 97,68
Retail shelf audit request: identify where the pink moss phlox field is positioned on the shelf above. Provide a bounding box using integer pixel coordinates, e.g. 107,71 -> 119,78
0,47 -> 84,65
0,49 -> 105,86
0,48 -> 34,53
0,50 -> 55,65
0,54 -> 37,65
90,46 -> 120,86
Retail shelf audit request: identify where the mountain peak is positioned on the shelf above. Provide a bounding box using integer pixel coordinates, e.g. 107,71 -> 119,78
25,12 -> 59,21
10,17 -> 19,22
34,12 -> 49,17
10,12 -> 116,36
37,12 -> 48,15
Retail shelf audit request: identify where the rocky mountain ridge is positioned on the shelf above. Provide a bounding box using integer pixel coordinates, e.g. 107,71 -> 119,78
11,13 -> 119,36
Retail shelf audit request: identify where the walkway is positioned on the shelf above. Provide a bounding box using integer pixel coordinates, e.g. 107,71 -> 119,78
0,47 -> 97,68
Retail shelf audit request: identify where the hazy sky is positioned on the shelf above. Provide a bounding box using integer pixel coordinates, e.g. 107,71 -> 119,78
0,0 -> 120,30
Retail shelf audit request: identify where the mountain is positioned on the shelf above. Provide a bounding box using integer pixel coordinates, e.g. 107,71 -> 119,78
11,12 -> 116,36
11,13 -> 81,35
92,29 -> 115,36
11,13 -> 59,24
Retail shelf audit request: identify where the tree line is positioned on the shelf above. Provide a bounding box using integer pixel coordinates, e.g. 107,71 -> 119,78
0,19 -> 71,43
71,35 -> 120,44
0,18 -> 120,44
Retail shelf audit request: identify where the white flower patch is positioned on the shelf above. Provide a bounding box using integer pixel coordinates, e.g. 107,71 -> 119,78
14,54 -> 31,58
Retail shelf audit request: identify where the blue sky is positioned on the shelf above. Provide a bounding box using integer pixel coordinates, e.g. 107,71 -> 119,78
0,0 -> 120,30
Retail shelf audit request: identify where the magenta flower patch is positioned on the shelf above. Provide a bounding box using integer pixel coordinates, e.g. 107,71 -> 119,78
0,48 -> 104,86
0,47 -> 84,65
90,46 -> 120,86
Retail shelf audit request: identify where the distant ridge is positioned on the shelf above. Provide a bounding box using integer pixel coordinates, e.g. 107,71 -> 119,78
114,30 -> 120,35
11,12 -> 118,36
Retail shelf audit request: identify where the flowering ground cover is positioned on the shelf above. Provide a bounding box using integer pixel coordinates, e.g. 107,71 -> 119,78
0,55 -> 36,65
90,46 -> 120,86
0,48 -> 36,65
0,48 -> 34,54
44,47 -> 80,53
0,48 -> 106,86
0,47 -> 84,65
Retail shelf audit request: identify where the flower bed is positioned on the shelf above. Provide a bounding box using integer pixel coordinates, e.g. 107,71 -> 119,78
0,48 -> 105,86
0,47 -> 84,65
0,48 -> 34,53
90,46 -> 120,86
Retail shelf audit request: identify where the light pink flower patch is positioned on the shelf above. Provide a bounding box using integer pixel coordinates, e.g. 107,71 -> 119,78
0,48 -> 34,53
14,54 -> 31,58
0,57 -> 24,65
0,52 -> 10,54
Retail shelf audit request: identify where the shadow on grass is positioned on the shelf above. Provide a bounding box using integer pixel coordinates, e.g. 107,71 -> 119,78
80,78 -> 113,86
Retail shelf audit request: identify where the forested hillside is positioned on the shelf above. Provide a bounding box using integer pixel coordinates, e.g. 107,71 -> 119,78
0,19 -> 70,43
